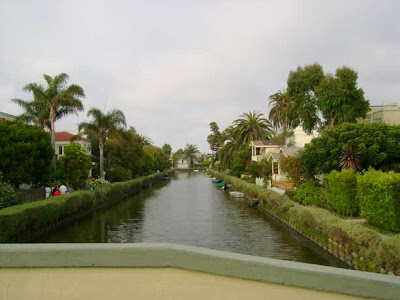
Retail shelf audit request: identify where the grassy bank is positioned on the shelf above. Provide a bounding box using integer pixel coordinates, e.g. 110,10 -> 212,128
209,170 -> 400,276
0,170 -> 174,242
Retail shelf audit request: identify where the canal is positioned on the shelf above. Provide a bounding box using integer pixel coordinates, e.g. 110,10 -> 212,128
35,172 -> 347,268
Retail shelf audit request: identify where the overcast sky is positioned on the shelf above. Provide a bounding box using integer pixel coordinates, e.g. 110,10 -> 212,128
1,0 -> 399,152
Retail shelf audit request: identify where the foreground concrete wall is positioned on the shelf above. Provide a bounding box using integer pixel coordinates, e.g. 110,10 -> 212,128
0,243 -> 399,299
1,268 -> 365,300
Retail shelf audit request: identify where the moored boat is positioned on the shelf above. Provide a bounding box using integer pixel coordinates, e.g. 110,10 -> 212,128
229,191 -> 245,198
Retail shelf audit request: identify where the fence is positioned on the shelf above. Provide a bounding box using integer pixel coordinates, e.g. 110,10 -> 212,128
18,188 -> 45,203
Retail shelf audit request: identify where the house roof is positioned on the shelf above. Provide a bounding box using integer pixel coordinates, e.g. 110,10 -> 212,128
55,131 -> 90,142
251,140 -> 278,147
269,153 -> 284,161
280,146 -> 303,157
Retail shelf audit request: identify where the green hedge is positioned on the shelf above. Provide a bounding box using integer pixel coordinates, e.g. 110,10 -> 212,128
294,183 -> 323,207
325,170 -> 358,216
210,170 -> 400,275
357,169 -> 400,231
0,171 -> 173,242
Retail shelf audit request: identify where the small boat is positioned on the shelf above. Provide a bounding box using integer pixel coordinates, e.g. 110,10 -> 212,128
215,182 -> 226,188
193,170 -> 200,172
212,179 -> 222,184
210,177 -> 216,180
161,176 -> 171,180
229,191 -> 245,198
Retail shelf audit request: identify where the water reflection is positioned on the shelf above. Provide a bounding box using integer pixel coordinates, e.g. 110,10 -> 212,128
35,171 -> 348,268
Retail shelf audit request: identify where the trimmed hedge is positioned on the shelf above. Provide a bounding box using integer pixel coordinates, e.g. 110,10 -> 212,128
358,169 -> 400,231
294,183 -> 323,207
0,171 -> 174,242
325,170 -> 358,216
210,170 -> 400,275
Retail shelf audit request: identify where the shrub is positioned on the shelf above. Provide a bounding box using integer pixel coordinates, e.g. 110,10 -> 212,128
376,235 -> 400,275
105,166 -> 132,182
357,169 -> 400,231
280,155 -> 303,186
294,183 -> 323,207
86,178 -> 110,190
325,169 -> 358,216
0,181 -> 19,208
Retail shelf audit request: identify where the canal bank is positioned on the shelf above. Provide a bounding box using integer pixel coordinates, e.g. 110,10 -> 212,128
0,170 -> 174,243
209,170 -> 400,276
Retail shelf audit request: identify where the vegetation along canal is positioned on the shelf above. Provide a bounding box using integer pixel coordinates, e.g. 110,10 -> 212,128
35,172 -> 347,268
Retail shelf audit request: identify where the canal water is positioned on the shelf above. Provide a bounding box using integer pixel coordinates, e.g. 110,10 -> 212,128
35,172 -> 347,268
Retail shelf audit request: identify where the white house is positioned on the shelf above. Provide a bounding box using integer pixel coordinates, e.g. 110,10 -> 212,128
267,146 -> 303,181
55,131 -> 92,159
287,127 -> 319,148
0,111 -> 17,122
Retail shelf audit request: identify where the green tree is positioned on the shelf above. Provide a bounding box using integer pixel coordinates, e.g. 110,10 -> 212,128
268,90 -> 292,137
286,64 -> 369,133
280,155 -> 303,186
230,149 -> 251,177
233,111 -> 274,147
105,127 -> 144,178
142,145 -> 171,173
78,108 -> 126,179
298,122 -> 400,177
11,98 -> 49,129
207,122 -> 222,165
58,143 -> 92,189
13,73 -> 85,154
162,143 -> 172,157
0,121 -> 53,186
184,144 -> 199,168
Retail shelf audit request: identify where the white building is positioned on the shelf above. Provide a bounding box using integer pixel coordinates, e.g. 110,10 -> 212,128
0,111 -> 17,122
55,131 -> 92,159
287,127 -> 319,148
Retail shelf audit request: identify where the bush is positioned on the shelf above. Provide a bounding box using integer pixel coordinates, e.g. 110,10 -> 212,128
0,181 -> 19,208
105,166 -> 132,182
86,178 -> 110,190
294,183 -> 323,207
325,169 -> 358,216
357,169 -> 400,231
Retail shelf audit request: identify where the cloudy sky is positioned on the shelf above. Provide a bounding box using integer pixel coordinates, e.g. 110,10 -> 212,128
1,0 -> 399,152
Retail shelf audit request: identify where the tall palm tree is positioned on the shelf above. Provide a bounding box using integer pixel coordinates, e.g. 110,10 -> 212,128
268,90 -> 292,136
78,108 -> 126,178
207,121 -> 222,166
233,111 -> 274,147
184,144 -> 199,167
14,73 -> 85,152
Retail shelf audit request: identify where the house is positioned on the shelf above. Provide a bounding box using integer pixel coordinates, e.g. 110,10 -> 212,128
358,102 -> 400,125
175,155 -> 190,169
0,111 -> 17,122
55,131 -> 92,159
267,146 -> 303,181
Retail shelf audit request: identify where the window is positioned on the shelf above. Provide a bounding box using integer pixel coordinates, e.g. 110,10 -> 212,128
59,146 -> 63,155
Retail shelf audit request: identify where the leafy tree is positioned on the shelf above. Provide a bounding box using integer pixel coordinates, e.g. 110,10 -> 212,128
298,123 -> 400,177
105,127 -> 144,177
184,144 -> 199,167
105,166 -> 132,183
78,108 -> 126,178
13,73 -> 85,154
280,155 -> 303,186
230,149 -> 251,177
0,121 -> 53,186
287,64 -> 369,133
233,111 -> 274,147
142,145 -> 171,173
217,125 -> 238,169
58,143 -> 92,189
247,158 -> 272,179
268,90 -> 292,137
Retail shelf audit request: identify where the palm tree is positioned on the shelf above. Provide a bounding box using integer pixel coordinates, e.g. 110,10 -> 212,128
207,122 -> 221,166
14,73 -> 85,153
11,98 -> 49,129
78,108 -> 126,178
162,144 -> 172,157
184,144 -> 199,167
339,144 -> 362,172
233,111 -> 274,147
268,90 -> 292,136
138,134 -> 153,146
217,125 -> 239,169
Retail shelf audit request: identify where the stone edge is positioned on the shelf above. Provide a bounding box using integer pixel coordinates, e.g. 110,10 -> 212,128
0,243 -> 399,299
